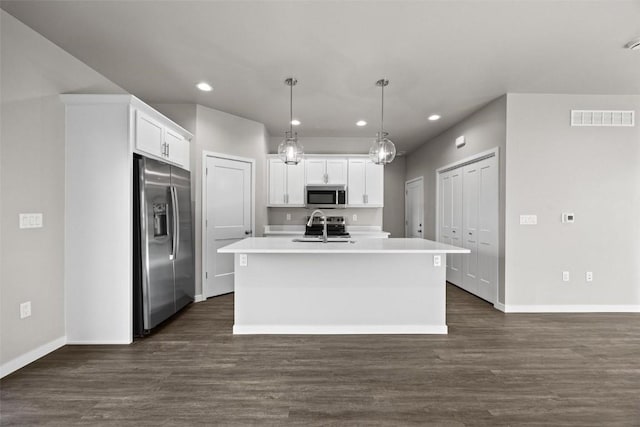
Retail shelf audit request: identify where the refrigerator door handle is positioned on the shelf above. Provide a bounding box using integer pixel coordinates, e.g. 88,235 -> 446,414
170,185 -> 180,260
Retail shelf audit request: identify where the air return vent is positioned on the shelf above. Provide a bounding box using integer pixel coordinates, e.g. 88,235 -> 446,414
571,110 -> 635,127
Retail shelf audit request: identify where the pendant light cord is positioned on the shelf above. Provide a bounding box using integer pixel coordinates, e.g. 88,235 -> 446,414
289,80 -> 293,136
380,82 -> 384,138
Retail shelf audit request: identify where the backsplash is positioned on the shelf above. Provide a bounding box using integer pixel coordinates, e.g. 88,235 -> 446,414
268,207 -> 382,227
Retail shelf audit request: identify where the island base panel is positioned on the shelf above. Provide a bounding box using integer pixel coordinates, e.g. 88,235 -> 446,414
232,253 -> 447,334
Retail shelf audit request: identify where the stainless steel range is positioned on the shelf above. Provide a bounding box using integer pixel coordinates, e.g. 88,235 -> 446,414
304,215 -> 351,238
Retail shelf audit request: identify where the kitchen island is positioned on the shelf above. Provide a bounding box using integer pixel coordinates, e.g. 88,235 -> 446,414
218,238 -> 469,335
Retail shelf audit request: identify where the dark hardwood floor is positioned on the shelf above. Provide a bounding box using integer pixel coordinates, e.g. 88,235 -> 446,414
2,284 -> 639,426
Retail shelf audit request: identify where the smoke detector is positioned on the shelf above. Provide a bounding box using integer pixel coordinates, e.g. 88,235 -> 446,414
626,37 -> 640,50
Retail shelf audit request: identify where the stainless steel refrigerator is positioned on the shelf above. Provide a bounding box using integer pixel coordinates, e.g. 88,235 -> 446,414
133,155 -> 194,336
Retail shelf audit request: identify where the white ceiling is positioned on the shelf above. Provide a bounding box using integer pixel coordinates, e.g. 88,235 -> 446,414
2,0 -> 640,152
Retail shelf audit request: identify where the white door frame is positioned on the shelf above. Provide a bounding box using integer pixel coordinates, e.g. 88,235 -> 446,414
435,147 -> 500,305
201,151 -> 256,299
405,176 -> 424,238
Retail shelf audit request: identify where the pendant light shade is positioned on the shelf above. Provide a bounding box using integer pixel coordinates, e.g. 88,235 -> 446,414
369,79 -> 396,165
278,78 -> 304,165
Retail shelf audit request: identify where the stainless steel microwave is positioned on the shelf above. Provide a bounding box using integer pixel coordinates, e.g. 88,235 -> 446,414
305,185 -> 347,208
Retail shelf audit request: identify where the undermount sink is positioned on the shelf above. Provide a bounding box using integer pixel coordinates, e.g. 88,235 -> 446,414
292,237 -> 356,243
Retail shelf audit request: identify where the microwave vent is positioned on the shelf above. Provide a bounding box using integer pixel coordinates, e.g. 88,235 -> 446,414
571,110 -> 635,127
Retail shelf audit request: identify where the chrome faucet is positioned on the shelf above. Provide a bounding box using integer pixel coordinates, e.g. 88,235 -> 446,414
307,209 -> 328,243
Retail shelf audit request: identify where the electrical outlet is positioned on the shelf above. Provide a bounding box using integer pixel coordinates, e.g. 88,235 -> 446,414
433,255 -> 442,267
20,301 -> 31,319
586,271 -> 593,282
562,271 -> 570,282
352,214 -> 357,222
239,254 -> 248,267
286,213 -> 291,221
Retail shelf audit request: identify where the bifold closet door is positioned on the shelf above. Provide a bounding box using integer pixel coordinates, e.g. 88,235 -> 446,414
439,169 -> 463,285
461,156 -> 498,303
462,164 -> 480,295
474,157 -> 498,303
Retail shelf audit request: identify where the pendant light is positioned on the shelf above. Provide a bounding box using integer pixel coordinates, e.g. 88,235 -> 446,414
369,78 -> 396,165
278,77 -> 304,165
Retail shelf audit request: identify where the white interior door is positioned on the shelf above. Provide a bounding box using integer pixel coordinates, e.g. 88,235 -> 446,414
405,177 -> 424,238
205,156 -> 252,298
449,168 -> 463,284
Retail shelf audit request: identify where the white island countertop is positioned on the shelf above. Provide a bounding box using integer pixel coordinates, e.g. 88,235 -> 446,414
218,237 -> 469,254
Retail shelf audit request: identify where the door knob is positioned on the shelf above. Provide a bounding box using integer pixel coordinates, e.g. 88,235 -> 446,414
244,230 -> 252,235
418,230 -> 422,233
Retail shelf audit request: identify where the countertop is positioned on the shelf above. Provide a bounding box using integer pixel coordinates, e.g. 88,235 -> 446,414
218,237 -> 470,254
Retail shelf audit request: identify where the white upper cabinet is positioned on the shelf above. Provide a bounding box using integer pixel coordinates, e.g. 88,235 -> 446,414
134,109 -> 190,170
268,158 -> 305,206
305,157 -> 347,185
348,158 -> 384,206
135,111 -> 164,158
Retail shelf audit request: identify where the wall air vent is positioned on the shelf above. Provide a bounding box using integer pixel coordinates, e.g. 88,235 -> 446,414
571,110 -> 635,127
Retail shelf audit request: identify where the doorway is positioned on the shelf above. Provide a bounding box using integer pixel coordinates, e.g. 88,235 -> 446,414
405,177 -> 424,238
203,153 -> 254,298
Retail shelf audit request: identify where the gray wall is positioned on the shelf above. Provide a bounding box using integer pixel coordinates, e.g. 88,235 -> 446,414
505,94 -> 640,307
267,136 -> 406,233
0,11 -> 124,365
155,104 -> 269,298
405,96 -> 507,302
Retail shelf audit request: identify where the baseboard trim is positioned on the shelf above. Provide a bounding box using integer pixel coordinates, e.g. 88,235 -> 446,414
493,302 -> 506,312
194,294 -> 205,303
503,304 -> 640,313
65,339 -> 132,345
233,324 -> 448,335
0,336 -> 66,379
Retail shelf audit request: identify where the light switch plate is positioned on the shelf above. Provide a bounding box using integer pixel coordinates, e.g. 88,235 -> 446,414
520,214 -> 537,225
352,214 -> 357,222
19,213 -> 43,229
586,271 -> 593,282
562,213 -> 575,223
562,271 -> 570,282
433,255 -> 442,267
286,213 -> 291,221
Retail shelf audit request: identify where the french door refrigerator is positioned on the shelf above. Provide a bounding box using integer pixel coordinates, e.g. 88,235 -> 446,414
133,154 -> 194,336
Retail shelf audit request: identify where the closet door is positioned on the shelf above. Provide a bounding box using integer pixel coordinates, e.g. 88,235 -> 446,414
462,164 -> 480,295
449,168 -> 463,285
475,156 -> 499,303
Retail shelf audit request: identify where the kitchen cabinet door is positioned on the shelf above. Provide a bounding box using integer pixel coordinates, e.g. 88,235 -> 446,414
165,128 -> 190,170
135,110 -> 164,159
286,160 -> 305,205
326,159 -> 347,184
305,158 -> 327,184
347,159 -> 366,205
365,162 -> 384,206
268,158 -> 287,205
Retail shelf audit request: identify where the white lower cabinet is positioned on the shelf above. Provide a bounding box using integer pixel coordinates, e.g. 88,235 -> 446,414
268,157 -> 305,206
348,158 -> 384,207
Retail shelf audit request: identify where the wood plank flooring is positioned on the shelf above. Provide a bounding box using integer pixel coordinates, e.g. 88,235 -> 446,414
1,284 -> 639,426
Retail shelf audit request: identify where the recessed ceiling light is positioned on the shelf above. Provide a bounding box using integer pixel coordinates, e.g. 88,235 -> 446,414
356,120 -> 367,126
196,82 -> 213,92
428,114 -> 441,121
291,119 -> 301,126
626,37 -> 640,50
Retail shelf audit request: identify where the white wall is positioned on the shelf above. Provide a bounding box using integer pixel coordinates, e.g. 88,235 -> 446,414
405,96 -> 507,302
0,11 -> 124,372
504,94 -> 640,309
